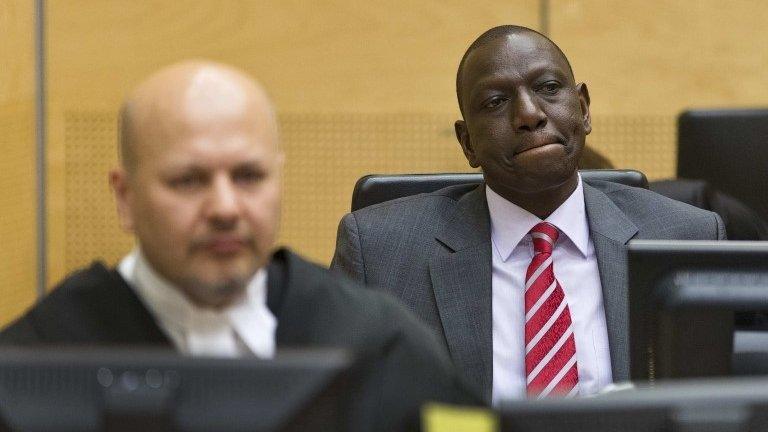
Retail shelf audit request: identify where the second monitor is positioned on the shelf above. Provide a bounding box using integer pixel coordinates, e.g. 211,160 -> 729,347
628,240 -> 768,381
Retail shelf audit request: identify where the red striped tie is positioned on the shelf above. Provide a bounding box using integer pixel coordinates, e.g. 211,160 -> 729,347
524,222 -> 579,398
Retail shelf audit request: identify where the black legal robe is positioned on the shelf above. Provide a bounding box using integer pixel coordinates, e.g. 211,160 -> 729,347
0,248 -> 476,431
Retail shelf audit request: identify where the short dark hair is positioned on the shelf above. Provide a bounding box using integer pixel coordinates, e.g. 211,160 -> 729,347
455,25 -> 575,116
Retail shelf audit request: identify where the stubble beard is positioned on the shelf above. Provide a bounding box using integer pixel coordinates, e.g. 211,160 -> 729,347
183,271 -> 253,310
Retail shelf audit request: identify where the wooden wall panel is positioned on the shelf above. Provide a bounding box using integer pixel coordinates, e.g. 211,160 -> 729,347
46,1 -> 540,111
553,0 -> 768,116
0,1 -> 37,325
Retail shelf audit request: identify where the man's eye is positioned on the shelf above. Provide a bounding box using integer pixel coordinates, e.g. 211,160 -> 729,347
169,174 -> 205,190
232,168 -> 265,185
538,82 -> 561,95
483,97 -> 508,109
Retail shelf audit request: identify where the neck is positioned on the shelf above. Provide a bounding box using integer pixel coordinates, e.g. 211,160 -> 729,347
490,174 -> 579,219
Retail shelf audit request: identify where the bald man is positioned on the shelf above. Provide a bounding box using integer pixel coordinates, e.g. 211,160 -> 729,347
0,62 -> 473,430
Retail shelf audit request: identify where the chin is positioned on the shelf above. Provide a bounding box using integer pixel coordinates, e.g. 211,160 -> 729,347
208,265 -> 257,286
186,270 -> 249,300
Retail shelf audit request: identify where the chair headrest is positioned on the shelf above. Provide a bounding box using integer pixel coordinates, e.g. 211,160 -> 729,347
351,169 -> 648,211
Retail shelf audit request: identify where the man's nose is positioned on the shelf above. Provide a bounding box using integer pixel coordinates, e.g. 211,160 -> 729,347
206,176 -> 239,228
511,90 -> 547,132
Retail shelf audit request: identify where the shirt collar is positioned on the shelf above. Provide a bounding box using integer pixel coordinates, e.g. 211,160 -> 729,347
486,174 -> 590,261
118,248 -> 276,357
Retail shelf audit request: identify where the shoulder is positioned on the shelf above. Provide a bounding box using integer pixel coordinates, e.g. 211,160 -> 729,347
587,179 -> 713,214
585,179 -> 723,238
0,262 -> 121,343
348,183 -> 477,221
37,262 -> 124,310
26,262 -> 117,312
280,250 -> 407,316
340,184 -> 481,240
276,250 -> 439,340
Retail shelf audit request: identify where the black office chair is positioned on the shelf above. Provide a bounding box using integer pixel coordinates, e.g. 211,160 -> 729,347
678,108 -> 768,222
351,169 -> 648,211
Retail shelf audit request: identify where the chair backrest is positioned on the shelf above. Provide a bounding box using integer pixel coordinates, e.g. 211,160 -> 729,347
678,108 -> 768,221
351,169 -> 649,211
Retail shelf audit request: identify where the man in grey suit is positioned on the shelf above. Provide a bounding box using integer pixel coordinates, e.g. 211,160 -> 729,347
331,25 -> 725,403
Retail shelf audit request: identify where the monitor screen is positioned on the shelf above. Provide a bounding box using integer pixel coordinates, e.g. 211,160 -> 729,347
0,348 -> 357,432
628,240 -> 768,382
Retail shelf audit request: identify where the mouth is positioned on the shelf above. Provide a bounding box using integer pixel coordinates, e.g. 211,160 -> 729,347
513,136 -> 564,156
201,237 -> 249,255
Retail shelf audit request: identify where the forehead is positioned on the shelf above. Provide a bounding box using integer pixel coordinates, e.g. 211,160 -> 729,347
137,121 -> 278,170
461,33 -> 571,91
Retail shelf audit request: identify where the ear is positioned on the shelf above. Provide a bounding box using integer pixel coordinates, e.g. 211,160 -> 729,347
454,120 -> 480,168
109,168 -> 135,233
576,83 -> 592,135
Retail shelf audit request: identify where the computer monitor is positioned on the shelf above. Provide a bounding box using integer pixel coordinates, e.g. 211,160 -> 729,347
495,376 -> 768,432
628,240 -> 768,382
0,348 -> 358,432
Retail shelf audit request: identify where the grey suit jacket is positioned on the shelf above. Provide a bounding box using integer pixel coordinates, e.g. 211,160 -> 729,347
331,179 -> 726,400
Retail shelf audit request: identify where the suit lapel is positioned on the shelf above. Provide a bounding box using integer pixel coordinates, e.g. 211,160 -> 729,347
429,185 -> 493,400
583,182 -> 638,382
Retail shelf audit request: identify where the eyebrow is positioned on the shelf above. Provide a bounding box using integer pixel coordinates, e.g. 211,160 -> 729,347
159,157 -> 267,173
468,64 -> 570,97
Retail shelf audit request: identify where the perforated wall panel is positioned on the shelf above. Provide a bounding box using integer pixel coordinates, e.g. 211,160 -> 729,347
64,111 -> 133,271
587,116 -> 677,180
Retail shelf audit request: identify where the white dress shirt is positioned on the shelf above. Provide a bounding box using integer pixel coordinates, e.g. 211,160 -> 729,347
489,175 -> 612,404
118,248 -> 277,359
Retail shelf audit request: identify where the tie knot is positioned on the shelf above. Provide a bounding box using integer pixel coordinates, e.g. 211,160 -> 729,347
530,222 -> 559,254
